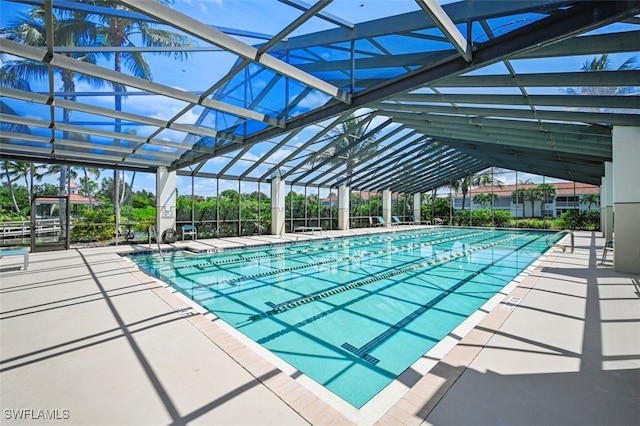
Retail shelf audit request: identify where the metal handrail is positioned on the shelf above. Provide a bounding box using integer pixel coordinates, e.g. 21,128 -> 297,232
546,229 -> 574,253
149,226 -> 164,259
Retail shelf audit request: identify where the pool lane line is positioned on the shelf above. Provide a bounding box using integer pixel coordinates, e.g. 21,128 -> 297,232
245,232 -> 529,322
179,229 -> 491,292
340,233 -> 546,365
161,228 -> 455,270
258,231 -> 507,309
157,228 -> 460,272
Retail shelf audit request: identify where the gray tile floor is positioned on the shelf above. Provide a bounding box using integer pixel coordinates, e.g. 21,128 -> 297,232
1,229 -> 638,425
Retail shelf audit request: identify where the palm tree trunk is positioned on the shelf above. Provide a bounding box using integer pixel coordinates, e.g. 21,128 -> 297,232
120,171 -> 136,205
82,167 -> 93,209
3,163 -> 21,213
113,51 -> 123,238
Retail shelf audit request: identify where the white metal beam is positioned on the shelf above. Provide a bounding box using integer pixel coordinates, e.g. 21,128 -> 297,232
414,0 -> 471,62
0,38 -> 284,128
118,0 -> 351,105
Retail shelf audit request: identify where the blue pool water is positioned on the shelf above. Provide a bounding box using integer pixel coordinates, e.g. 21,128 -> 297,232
128,227 -> 558,408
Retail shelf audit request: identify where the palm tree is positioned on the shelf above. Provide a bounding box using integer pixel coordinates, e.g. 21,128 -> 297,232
511,188 -> 527,218
562,54 -> 638,111
581,193 -> 600,210
81,167 -> 101,209
537,183 -> 557,216
451,175 -> 472,211
473,192 -> 499,210
89,0 -> 193,232
452,170 -> 503,211
2,161 -> 22,213
523,187 -> 541,218
2,6 -> 105,232
326,114 -> 380,179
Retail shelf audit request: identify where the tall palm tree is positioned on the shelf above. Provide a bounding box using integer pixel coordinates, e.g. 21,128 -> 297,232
326,114 -> 380,179
89,0 -> 193,232
473,192 -> 499,210
452,170 -> 503,211
581,193 -> 600,210
537,183 -> 557,217
524,187 -> 541,218
511,178 -> 534,217
563,54 -> 638,111
2,161 -> 22,213
81,167 -> 101,209
2,6 -> 105,231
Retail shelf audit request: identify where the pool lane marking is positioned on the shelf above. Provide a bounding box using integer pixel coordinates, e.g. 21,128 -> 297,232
246,232 -> 529,322
158,228 -> 458,272
180,230 -> 489,291
340,233 -> 546,365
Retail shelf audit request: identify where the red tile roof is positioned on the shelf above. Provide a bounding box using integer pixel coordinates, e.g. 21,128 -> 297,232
470,182 -> 599,197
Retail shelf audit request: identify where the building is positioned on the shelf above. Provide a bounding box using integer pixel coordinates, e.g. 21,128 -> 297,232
452,182 -> 600,218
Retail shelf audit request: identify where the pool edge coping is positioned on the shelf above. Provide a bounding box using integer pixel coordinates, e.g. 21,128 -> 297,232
117,228 -> 566,426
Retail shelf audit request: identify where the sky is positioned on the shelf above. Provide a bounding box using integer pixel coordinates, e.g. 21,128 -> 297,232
1,0 -> 635,197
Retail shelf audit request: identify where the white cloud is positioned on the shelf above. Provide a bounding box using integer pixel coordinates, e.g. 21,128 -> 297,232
294,92 -> 330,111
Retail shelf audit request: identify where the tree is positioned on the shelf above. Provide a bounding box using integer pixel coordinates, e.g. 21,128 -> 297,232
523,187 -> 541,218
562,54 -> 638,112
326,113 -> 380,178
452,170 -> 503,211
2,161 -> 22,213
89,1 -> 193,233
581,193 -> 600,210
2,6 -> 105,231
79,167 -> 101,209
473,192 -> 499,210
537,183 -> 557,215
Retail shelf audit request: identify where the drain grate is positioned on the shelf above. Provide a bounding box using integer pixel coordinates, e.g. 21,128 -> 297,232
502,297 -> 522,311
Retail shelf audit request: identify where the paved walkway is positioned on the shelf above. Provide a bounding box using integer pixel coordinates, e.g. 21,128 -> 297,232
1,229 -> 638,425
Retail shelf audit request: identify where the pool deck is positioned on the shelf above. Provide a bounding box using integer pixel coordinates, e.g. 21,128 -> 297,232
1,227 -> 638,425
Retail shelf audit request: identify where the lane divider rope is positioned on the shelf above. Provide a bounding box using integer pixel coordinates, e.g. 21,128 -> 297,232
159,228 -> 460,272
246,233 -> 528,322
180,230 -> 490,292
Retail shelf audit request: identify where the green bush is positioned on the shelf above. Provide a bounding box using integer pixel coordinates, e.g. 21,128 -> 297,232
559,210 -> 600,230
70,207 -> 115,242
452,209 -> 513,227
511,218 -> 555,229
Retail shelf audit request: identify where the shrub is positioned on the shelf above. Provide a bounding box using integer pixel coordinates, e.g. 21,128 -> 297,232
452,209 -> 513,227
559,210 -> 600,230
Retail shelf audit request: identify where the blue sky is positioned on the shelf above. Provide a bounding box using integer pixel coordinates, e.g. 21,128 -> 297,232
2,1 -> 635,196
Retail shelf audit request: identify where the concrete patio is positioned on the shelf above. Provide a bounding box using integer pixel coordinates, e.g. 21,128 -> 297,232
1,229 -> 638,425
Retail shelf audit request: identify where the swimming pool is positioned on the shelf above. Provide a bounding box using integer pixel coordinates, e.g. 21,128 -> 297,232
128,227 -> 559,408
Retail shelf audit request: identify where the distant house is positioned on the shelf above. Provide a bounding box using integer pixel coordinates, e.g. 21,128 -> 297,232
37,183 -> 102,216
452,182 -> 600,218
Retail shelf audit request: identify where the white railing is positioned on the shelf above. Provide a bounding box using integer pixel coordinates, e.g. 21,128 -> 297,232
546,229 -> 574,253
1,219 -> 61,238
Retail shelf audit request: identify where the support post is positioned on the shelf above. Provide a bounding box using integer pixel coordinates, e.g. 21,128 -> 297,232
413,193 -> 421,223
156,167 -> 177,237
604,162 -> 614,243
382,189 -> 392,227
338,185 -> 350,230
600,176 -> 606,237
271,177 -> 285,235
612,126 -> 640,274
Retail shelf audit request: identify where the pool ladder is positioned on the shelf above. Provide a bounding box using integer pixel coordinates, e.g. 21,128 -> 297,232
149,226 -> 165,259
546,229 -> 574,254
